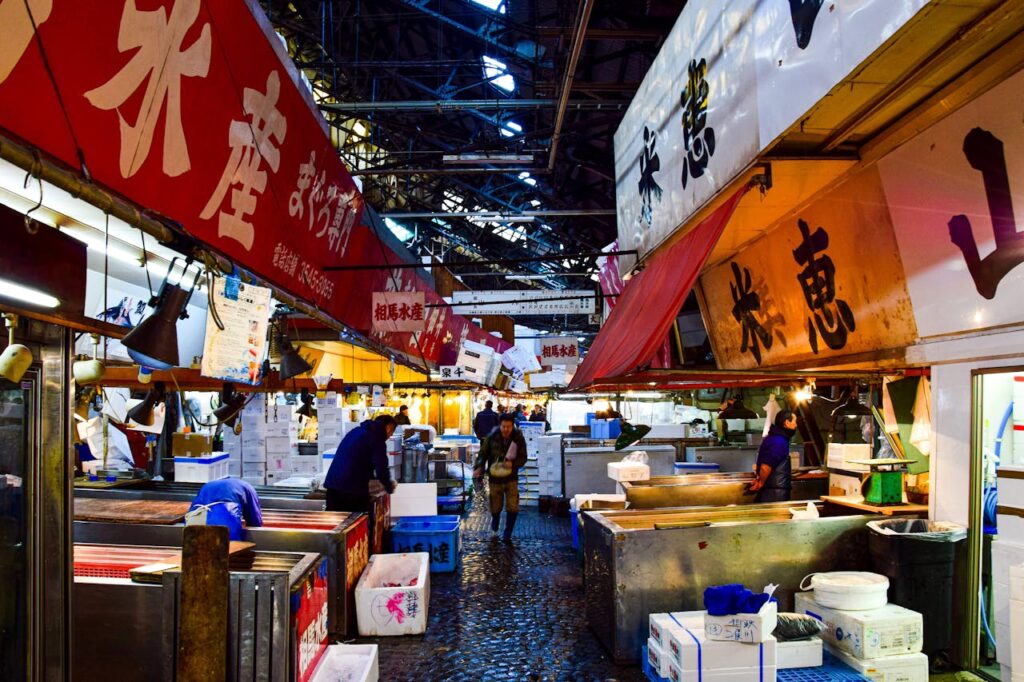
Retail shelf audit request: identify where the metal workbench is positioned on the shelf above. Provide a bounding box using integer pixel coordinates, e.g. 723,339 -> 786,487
563,444 -> 676,497
582,504 -> 903,662
620,472 -> 828,508
73,507 -> 367,637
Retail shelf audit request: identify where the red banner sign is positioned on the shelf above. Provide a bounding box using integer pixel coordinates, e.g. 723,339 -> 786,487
0,0 -> 508,367
294,559 -> 329,682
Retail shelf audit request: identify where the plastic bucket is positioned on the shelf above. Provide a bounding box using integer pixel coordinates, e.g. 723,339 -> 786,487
799,571 -> 889,611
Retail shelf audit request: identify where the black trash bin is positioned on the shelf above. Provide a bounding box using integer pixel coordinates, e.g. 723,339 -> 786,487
868,519 -> 966,666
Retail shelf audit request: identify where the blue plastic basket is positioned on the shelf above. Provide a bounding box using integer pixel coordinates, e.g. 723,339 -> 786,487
391,517 -> 461,572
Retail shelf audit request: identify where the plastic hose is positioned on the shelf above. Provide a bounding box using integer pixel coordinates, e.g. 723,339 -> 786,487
984,403 -> 1014,528
994,402 -> 1014,463
980,585 -> 998,649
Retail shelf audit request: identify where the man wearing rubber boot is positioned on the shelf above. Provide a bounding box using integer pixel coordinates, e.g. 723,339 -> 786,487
473,413 -> 528,544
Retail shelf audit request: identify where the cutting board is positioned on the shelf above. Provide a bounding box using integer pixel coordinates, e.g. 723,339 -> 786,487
74,498 -> 193,524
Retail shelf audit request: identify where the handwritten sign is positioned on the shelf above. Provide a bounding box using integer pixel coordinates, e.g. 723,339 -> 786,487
200,277 -> 272,385
372,292 -> 426,332
539,337 -> 581,366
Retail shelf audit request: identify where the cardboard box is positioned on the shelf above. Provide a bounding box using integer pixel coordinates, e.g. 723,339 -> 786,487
795,592 -> 922,659
826,646 -> 927,682
704,601 -> 777,643
607,461 -> 650,481
778,637 -> 822,669
172,433 -> 213,458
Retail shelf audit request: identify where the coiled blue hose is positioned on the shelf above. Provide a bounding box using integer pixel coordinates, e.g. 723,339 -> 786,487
985,403 -> 1014,528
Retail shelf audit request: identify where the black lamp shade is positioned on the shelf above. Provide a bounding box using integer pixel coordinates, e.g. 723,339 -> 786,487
278,336 -> 312,380
123,284 -> 189,370
615,422 -> 651,451
214,392 -> 247,427
718,399 -> 758,420
296,388 -> 316,419
127,383 -> 165,426
832,396 -> 873,419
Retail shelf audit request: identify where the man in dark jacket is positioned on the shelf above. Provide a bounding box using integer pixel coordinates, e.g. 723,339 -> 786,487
473,413 -> 528,543
395,405 -> 412,425
473,400 -> 500,441
750,410 -> 797,503
325,415 -> 398,512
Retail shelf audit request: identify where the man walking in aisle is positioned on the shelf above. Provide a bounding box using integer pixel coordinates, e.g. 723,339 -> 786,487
473,400 -> 500,440
473,413 -> 528,544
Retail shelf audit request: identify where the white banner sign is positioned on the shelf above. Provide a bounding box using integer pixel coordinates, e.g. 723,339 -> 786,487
438,365 -> 468,381
616,0 -> 929,261
200,277 -> 272,385
878,69 -> 1024,338
450,289 -> 595,316
539,337 -> 580,366
371,291 -> 426,332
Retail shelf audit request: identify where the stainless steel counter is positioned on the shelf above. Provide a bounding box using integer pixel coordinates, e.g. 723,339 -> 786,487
563,445 -> 676,498
684,446 -> 760,472
582,504 -> 900,662
74,481 -> 326,511
620,472 -> 828,508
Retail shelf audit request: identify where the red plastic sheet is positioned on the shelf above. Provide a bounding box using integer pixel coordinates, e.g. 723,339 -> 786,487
569,188 -> 747,390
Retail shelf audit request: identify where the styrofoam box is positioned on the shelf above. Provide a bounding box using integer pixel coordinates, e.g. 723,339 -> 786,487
998,621 -> 1011,667
648,637 -> 671,678
243,462 -> 267,477
264,421 -> 298,439
704,601 -> 777,643
795,592 -> 922,659
266,455 -> 291,472
1012,598 -> 1024,672
1000,508 -> 1024,544
999,466 -> 1024,508
778,637 -> 822,669
993,539 -> 1024,662
607,461 -> 650,482
227,461 -> 241,477
242,448 -> 267,463
240,415 -> 267,433
242,475 -> 265,486
827,443 -> 872,472
390,483 -> 437,517
647,424 -> 686,439
667,626 -> 777,673
666,658 -> 777,682
266,436 -> 297,455
649,612 -> 704,648
825,646 -> 927,682
355,553 -> 430,636
1013,564 -> 1024,602
310,643 -> 379,682
174,453 -> 229,483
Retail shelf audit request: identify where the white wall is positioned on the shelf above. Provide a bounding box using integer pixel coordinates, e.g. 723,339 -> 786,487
910,329 -> 1024,525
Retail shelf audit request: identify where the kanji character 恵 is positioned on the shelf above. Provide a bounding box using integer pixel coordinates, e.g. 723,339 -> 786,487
792,219 -> 855,353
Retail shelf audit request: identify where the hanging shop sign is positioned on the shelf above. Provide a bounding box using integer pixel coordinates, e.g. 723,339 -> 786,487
450,289 -> 595,316
200,277 -> 272,385
371,291 -> 425,333
539,337 -> 581,366
698,168 -> 917,370
615,0 -> 929,261
438,365 -> 468,381
877,68 -> 1024,338
0,0 -> 509,369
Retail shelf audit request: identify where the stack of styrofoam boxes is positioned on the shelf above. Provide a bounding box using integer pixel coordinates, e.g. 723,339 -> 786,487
240,394 -> 268,486
826,442 -> 873,472
536,435 -> 562,498
222,426 -> 243,479
647,610 -> 778,681
795,590 -> 928,681
264,401 -> 299,485
317,393 -> 347,474
517,421 -> 545,506
456,340 -> 501,386
993,535 -> 1024,680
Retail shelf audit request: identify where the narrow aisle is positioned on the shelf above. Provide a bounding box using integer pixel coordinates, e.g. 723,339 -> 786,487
359,492 -> 645,681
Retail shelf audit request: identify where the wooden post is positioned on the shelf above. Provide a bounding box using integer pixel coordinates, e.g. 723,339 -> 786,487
177,525 -> 230,681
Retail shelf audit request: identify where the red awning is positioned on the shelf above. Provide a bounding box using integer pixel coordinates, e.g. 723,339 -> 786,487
569,188 -> 748,390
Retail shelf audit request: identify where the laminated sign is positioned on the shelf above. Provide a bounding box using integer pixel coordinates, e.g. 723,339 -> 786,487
201,277 -> 272,385
372,292 -> 426,332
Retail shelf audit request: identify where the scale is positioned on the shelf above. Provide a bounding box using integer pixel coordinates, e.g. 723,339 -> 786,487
847,458 -> 917,506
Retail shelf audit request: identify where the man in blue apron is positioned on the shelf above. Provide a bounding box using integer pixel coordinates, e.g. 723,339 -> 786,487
188,477 -> 264,540
750,410 -> 797,503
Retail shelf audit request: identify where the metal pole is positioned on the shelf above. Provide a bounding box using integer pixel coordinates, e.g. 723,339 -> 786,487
324,249 -> 634,272
548,0 -> 595,171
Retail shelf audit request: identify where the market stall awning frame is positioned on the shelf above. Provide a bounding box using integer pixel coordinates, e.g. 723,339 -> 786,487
568,187 -> 748,391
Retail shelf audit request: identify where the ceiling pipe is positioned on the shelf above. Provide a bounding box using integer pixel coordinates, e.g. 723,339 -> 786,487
320,98 -> 625,112
547,0 -> 595,172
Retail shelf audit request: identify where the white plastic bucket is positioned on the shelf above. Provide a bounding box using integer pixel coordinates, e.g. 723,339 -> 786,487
799,571 -> 889,611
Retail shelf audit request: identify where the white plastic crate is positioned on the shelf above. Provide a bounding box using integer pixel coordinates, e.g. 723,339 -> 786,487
174,452 -> 229,483
310,643 -> 378,682
355,553 -> 430,636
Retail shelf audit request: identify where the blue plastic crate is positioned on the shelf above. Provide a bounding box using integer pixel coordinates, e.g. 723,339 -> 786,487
391,517 -> 461,572
779,651 -> 871,681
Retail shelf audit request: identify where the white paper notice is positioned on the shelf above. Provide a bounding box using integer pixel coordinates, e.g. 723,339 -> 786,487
201,277 -> 273,385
